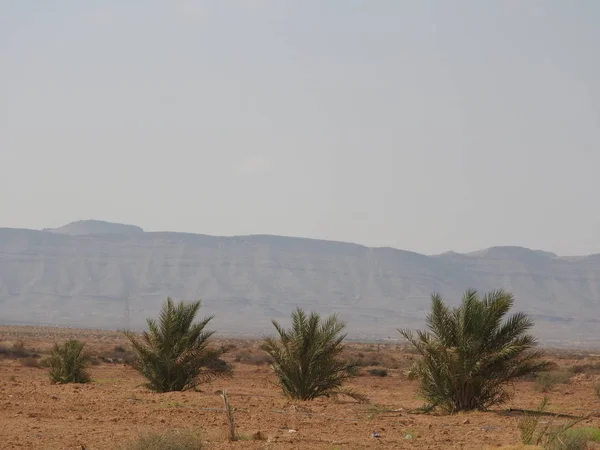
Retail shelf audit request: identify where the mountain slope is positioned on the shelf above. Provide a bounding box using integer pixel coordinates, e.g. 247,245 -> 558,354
0,221 -> 598,345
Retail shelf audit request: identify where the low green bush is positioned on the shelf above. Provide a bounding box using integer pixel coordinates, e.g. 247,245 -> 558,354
48,339 -> 90,384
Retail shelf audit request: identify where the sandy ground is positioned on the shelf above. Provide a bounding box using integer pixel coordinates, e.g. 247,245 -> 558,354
1,326 -> 599,450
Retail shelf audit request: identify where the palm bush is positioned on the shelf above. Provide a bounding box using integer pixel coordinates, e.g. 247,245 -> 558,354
123,297 -> 230,392
519,397 -> 587,449
399,289 -> 548,413
261,308 -> 365,401
48,339 -> 91,384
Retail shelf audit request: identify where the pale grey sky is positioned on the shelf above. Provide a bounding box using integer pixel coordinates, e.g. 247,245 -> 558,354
1,1 -> 599,255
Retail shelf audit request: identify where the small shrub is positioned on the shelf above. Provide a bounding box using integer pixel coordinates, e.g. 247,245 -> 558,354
261,308 -> 366,402
233,351 -> 273,365
204,358 -> 233,373
346,349 -> 402,369
356,357 -> 382,367
251,431 -> 267,441
234,350 -> 251,362
48,339 -> 91,384
534,370 -> 573,392
594,381 -> 600,399
562,427 -> 600,444
368,368 -> 388,377
94,346 -> 136,365
519,397 -> 586,449
123,297 -> 230,392
570,362 -> 600,375
11,341 -> 29,357
545,433 -> 587,450
365,404 -> 394,420
119,429 -> 204,450
0,341 -> 38,359
400,289 -> 548,413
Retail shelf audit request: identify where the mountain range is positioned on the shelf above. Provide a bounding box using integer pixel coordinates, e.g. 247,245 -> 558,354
1,220 -> 598,346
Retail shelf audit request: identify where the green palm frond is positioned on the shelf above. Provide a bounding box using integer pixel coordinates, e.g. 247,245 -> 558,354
399,289 -> 548,413
123,297 -> 231,392
261,308 -> 365,402
48,339 -> 91,384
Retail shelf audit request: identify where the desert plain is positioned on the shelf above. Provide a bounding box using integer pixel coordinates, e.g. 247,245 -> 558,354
1,326 -> 599,450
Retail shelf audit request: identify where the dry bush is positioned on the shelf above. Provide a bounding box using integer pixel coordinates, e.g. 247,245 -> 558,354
233,350 -> 273,366
367,368 -> 388,377
534,370 -> 573,392
569,361 -> 600,375
0,340 -> 39,359
118,430 -> 204,450
551,350 -> 588,361
344,349 -> 404,370
93,345 -> 136,365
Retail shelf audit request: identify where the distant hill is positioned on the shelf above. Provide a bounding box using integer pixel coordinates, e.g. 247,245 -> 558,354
43,219 -> 143,235
1,220 -> 599,346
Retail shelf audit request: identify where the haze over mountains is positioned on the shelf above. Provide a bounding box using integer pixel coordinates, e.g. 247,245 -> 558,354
1,220 -> 598,346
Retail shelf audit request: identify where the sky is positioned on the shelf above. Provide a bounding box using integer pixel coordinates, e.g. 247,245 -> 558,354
1,1 -> 599,256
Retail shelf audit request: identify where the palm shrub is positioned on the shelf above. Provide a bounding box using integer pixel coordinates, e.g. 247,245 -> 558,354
261,308 -> 365,402
399,288 -> 548,413
123,297 -> 230,392
48,339 -> 91,384
519,397 -> 587,449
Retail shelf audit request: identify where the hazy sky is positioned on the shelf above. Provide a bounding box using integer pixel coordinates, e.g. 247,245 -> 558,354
1,1 -> 599,255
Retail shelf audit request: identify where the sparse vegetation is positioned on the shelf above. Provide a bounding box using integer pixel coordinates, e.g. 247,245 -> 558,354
93,346 -> 136,365
123,297 -> 230,392
119,429 -> 204,450
365,404 -> 394,421
0,340 -> 39,359
261,308 -> 366,402
367,368 -> 388,377
233,350 -> 273,365
399,289 -> 549,413
569,361 -> 600,375
518,398 -> 587,449
562,427 -> 600,445
534,370 -> 573,392
3,321 -> 600,449
48,339 -> 91,384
